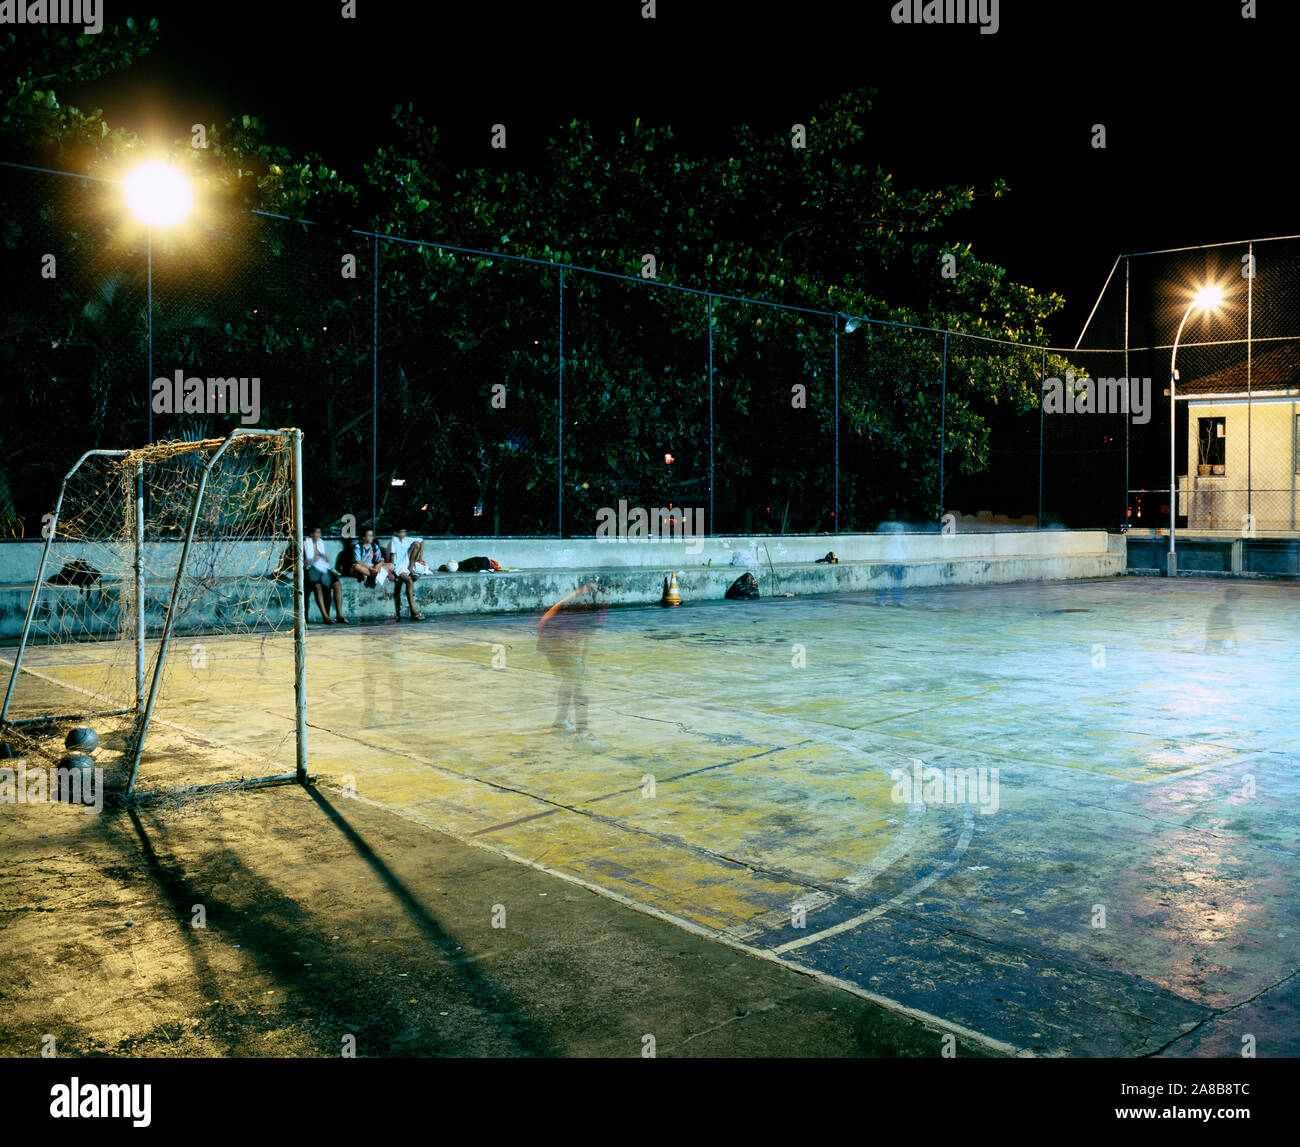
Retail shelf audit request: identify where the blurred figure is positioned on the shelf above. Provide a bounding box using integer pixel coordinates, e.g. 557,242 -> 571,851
357,618 -> 410,724
1203,583 -> 1240,654
537,579 -> 610,741
876,515 -> 907,606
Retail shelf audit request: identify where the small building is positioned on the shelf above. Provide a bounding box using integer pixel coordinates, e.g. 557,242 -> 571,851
1178,343 -> 1300,533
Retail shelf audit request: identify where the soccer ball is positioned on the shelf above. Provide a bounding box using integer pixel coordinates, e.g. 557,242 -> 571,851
64,725 -> 99,753
58,753 -> 96,772
446,561 -> 458,572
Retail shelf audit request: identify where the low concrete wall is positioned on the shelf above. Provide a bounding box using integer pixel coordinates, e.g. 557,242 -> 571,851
0,530 -> 1122,639
1125,533 -> 1300,578
0,529 -> 1106,583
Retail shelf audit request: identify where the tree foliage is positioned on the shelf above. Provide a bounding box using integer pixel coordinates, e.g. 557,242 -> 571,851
0,29 -> 1075,535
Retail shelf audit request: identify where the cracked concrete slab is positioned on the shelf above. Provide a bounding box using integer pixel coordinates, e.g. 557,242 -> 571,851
4,576 -> 1296,1055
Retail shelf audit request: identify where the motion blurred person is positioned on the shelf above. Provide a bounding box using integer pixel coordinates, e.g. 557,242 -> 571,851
536,579 -> 610,742
876,514 -> 907,605
1203,583 -> 1240,654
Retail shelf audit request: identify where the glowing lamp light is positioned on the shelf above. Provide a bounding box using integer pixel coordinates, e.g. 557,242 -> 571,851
1193,285 -> 1224,311
664,453 -> 674,464
391,478 -> 406,487
124,162 -> 192,226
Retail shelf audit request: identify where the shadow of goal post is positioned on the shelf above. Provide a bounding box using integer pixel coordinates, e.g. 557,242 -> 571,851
0,427 -> 309,801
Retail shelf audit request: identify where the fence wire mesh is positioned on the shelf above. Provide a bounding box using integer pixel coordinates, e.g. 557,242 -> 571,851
4,163 -> 1299,541
1082,240 -> 1300,542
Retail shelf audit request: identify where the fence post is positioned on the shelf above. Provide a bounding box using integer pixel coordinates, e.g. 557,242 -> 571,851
939,332 -> 947,524
1038,346 -> 1046,528
371,234 -> 379,530
146,225 -> 153,444
1247,240 -> 1253,528
707,293 -> 714,536
557,269 -> 564,539
833,314 -> 839,535
1124,255 -> 1130,530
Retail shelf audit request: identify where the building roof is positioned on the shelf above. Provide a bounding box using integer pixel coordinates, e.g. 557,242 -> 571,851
1182,341 -> 1300,396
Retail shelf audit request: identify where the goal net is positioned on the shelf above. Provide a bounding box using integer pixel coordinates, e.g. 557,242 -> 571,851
0,429 -> 306,800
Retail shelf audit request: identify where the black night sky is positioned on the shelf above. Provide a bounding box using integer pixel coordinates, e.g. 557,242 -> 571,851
57,0 -> 1295,345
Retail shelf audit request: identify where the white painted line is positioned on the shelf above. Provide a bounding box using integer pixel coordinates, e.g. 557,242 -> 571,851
774,805 -> 976,953
336,784 -> 1025,1058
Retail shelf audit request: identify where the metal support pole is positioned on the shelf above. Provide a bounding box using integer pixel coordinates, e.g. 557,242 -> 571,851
2,451 -> 129,724
146,225 -> 153,444
708,293 -> 714,536
291,429 -> 308,785
1169,364 -> 1176,573
1038,347 -> 1046,529
134,459 -> 145,710
557,269 -> 564,539
939,332 -> 947,524
1123,257 -> 1130,528
372,233 -> 379,529
833,315 -> 839,535
1247,241 -> 1253,528
1167,300 -> 1200,575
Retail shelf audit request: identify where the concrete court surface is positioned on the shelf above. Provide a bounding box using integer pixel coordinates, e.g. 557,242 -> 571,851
8,575 -> 1300,1056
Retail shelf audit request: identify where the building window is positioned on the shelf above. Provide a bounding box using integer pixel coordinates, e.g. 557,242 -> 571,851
1197,416 -> 1225,472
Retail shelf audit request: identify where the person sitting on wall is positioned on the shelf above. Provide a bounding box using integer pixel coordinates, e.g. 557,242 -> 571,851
305,526 -> 350,624
386,527 -> 425,621
350,528 -> 393,587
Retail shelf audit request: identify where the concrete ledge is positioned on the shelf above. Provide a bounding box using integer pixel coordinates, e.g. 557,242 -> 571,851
0,529 -> 1112,584
0,544 -> 1123,638
327,550 -> 1125,622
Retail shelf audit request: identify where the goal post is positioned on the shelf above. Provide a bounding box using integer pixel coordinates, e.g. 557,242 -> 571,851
1,448 -> 133,726
1,428 -> 309,802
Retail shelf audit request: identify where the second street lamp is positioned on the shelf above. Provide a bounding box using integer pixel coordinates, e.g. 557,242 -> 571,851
1167,284 -> 1225,576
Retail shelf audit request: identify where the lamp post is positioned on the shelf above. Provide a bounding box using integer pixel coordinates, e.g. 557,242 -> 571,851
1167,285 -> 1224,576
124,162 -> 192,442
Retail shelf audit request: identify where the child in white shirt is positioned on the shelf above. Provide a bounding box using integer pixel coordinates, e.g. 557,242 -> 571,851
386,528 -> 425,620
304,527 -> 349,624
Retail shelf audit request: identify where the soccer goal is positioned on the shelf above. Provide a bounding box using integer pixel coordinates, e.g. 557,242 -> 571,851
0,428 -> 308,800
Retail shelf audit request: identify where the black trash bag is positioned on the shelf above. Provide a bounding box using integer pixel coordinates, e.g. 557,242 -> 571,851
725,572 -> 760,600
457,556 -> 494,572
47,558 -> 101,590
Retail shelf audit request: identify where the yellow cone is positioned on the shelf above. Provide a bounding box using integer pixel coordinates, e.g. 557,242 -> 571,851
661,571 -> 682,607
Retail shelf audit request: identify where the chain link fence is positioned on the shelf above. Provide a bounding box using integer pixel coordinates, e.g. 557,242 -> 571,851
8,163 -> 1295,544
1078,239 -> 1300,571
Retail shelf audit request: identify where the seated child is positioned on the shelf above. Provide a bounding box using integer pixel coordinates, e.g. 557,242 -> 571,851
350,529 -> 392,587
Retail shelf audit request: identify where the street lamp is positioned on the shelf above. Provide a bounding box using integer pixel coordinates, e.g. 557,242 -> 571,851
1167,284 -> 1224,576
125,162 -> 192,441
